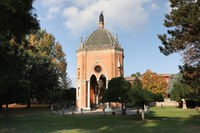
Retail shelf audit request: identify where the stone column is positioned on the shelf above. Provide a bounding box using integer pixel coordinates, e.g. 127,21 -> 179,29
96,80 -> 99,105
87,81 -> 90,109
106,80 -> 110,108
106,80 -> 109,89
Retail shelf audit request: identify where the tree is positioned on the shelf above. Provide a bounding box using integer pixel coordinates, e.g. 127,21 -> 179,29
180,64 -> 200,109
158,0 -> 200,106
131,72 -> 141,78
158,0 -> 200,66
167,74 -> 182,95
0,0 -> 39,43
167,73 -> 191,102
65,88 -> 76,107
141,70 -> 167,96
28,30 -> 68,86
168,72 -> 199,109
25,30 -> 70,107
170,81 -> 191,102
0,0 -> 39,113
130,77 -> 163,121
102,77 -> 131,115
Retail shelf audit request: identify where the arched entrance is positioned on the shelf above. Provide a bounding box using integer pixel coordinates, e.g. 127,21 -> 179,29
90,75 -> 97,108
99,74 -> 106,102
89,74 -> 107,109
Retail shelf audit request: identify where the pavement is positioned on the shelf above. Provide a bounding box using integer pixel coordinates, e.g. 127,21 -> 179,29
53,107 -> 141,115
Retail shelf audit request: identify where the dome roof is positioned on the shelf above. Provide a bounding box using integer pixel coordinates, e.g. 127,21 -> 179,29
78,13 -> 122,51
82,29 -> 121,50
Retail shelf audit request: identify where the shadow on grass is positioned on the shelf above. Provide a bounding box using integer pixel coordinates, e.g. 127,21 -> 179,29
0,107 -> 200,133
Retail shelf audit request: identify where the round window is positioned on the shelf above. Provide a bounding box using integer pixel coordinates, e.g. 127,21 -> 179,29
94,65 -> 101,73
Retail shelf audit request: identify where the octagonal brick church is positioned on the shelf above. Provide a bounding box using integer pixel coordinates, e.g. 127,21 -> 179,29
76,13 -> 124,110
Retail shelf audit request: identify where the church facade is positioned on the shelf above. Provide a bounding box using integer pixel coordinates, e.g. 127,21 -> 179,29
76,13 -> 124,110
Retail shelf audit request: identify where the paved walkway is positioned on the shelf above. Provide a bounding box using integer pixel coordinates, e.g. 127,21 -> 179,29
53,108 -> 140,115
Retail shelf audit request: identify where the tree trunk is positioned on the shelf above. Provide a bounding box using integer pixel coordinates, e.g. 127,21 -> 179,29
50,104 -> 54,111
121,102 -> 126,115
124,103 -> 126,116
141,103 -> 145,121
121,102 -> 124,115
26,87 -> 31,108
4,103 -> 8,117
141,109 -> 145,121
136,107 -> 139,114
0,103 -> 2,113
196,101 -> 199,111
26,99 -> 31,108
6,103 -> 8,111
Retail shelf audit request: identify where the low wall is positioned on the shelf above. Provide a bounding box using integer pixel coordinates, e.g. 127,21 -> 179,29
150,99 -> 179,107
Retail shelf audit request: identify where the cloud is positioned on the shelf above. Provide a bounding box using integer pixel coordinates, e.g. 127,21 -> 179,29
72,0 -> 94,8
39,0 -> 66,20
62,0 -> 154,34
49,6 -> 60,14
150,3 -> 159,11
37,0 -> 160,34
41,0 -> 65,7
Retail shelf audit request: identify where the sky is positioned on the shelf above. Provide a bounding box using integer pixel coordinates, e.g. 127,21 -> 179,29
33,0 -> 182,87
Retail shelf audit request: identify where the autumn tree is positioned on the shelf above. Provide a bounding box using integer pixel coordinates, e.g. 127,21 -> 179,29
158,0 -> 200,105
141,70 -> 167,96
25,30 -> 70,107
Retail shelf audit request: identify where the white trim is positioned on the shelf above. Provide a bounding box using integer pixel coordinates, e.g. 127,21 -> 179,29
87,81 -> 90,109
87,60 -> 109,80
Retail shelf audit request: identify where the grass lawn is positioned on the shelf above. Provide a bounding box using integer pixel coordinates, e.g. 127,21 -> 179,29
0,106 -> 200,133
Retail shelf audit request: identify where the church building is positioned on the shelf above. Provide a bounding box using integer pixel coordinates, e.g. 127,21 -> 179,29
76,13 -> 124,110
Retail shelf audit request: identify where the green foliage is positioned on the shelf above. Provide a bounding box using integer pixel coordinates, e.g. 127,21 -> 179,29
65,88 -> 76,106
130,77 -> 164,106
131,77 -> 161,104
0,0 -> 39,108
130,87 -> 152,105
0,0 -> 39,42
158,0 -> 200,106
65,88 -> 76,101
167,73 -> 183,94
102,77 -> 131,103
180,64 -> 200,102
170,82 -> 191,101
158,0 -> 200,66
25,30 -> 70,105
131,72 -> 141,78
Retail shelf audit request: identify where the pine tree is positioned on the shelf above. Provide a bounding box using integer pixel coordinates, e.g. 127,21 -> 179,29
158,0 -> 200,66
158,0 -> 200,107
